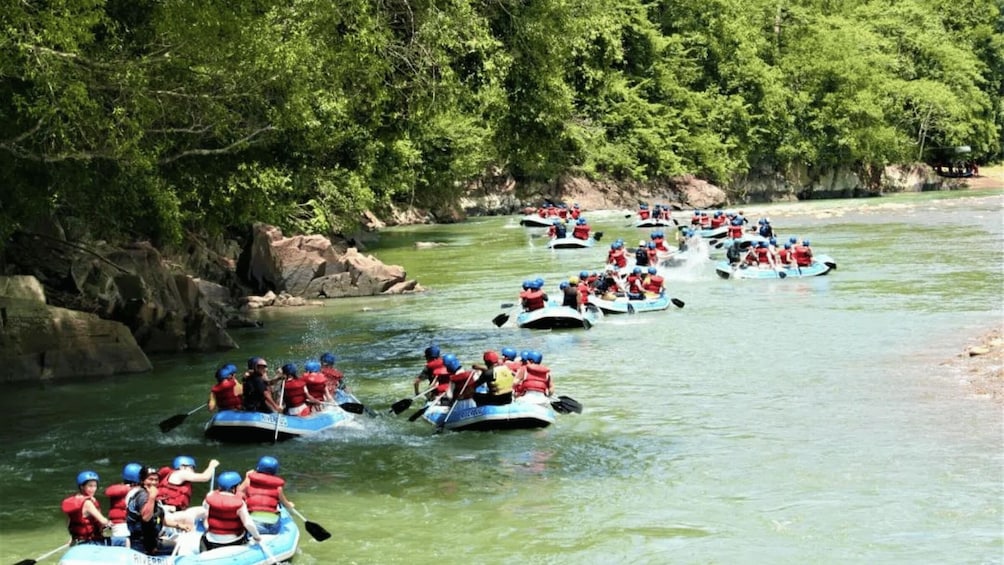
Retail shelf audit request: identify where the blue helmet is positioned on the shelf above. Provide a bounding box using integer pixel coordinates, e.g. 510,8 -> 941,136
424,345 -> 440,360
522,279 -> 531,290
789,236 -> 797,244
803,240 -> 810,246
784,243 -> 792,249
758,218 -> 766,224
520,350 -> 532,362
173,456 -> 196,469
579,271 -> 589,279
442,354 -> 461,373
320,352 -> 337,365
647,242 -> 655,249
632,267 -> 642,274
247,357 -> 258,370
769,237 -> 777,245
76,470 -> 99,487
215,365 -> 232,382
217,471 -> 242,491
500,347 -> 517,361
256,456 -> 279,475
281,363 -> 297,376
534,277 -> 544,288
559,281 -> 569,290
122,463 -> 143,484
577,218 -> 586,225
528,351 -> 543,364
648,267 -> 658,275
758,241 -> 768,248
304,360 -> 322,372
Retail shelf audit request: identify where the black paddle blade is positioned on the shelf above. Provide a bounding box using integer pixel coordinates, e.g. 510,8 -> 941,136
158,414 -> 187,433
593,231 -> 604,242
305,520 -> 332,542
499,302 -> 515,309
339,402 -> 365,414
14,560 -> 37,565
389,398 -> 414,415
558,395 -> 583,414
777,271 -> 787,279
671,298 -> 685,308
626,303 -> 636,314
408,405 -> 431,422
824,261 -> 837,270
492,313 -> 510,327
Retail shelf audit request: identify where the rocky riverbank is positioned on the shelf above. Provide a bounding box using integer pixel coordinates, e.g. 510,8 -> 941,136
946,326 -> 1004,404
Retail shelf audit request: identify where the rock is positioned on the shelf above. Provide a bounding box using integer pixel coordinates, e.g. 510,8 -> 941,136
968,346 -> 991,356
0,275 -> 46,302
0,276 -> 151,383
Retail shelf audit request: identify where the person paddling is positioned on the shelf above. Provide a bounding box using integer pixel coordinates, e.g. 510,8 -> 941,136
198,471 -> 261,552
157,455 -> 219,512
237,456 -> 296,535
208,363 -> 242,413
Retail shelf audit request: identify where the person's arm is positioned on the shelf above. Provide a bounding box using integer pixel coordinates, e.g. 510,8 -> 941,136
236,474 -> 251,499
237,504 -> 261,542
82,498 -> 112,530
264,387 -> 283,413
277,486 -> 294,509
140,489 -> 157,522
208,390 -> 217,412
173,459 -> 220,484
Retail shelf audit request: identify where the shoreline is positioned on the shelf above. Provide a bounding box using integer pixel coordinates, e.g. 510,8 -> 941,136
944,325 -> 1004,404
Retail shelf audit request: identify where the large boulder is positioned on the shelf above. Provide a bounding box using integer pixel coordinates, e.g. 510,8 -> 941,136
0,276 -> 151,383
245,224 -> 422,298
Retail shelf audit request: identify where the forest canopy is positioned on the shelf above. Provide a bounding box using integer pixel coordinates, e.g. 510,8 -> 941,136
1,0 -> 1000,246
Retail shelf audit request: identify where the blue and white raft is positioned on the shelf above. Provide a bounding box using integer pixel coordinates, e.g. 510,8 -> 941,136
545,233 -> 601,249
715,254 -> 837,280
519,214 -> 559,228
59,508 -> 299,565
421,393 -> 558,432
634,217 -> 676,228
516,304 -> 597,330
586,293 -> 672,314
204,389 -> 360,442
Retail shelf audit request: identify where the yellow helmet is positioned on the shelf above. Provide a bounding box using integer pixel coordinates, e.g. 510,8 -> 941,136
569,277 -> 580,284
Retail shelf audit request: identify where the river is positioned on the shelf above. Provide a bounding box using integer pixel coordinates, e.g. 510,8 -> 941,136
2,191 -> 1002,564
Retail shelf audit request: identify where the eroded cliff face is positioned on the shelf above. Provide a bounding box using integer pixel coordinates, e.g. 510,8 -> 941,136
0,275 -> 152,383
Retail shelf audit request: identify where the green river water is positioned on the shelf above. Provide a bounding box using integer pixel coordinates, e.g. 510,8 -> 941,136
1,191 -> 1002,564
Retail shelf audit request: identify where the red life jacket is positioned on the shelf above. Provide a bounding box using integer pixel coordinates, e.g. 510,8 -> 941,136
62,494 -> 102,542
572,225 -> 590,239
303,372 -> 327,400
626,275 -> 644,294
244,471 -> 285,514
711,216 -> 726,228
205,492 -> 245,536
520,364 -> 551,394
638,209 -> 651,219
643,275 -> 664,294
699,215 -> 711,227
610,249 -> 627,268
504,361 -> 521,372
104,483 -> 132,524
433,366 -> 451,394
778,248 -> 793,263
283,378 -> 308,407
794,246 -> 813,267
449,370 -> 477,399
755,247 -> 770,264
320,366 -> 343,388
157,472 -> 193,510
646,249 -> 658,264
728,224 -> 744,238
211,378 -> 243,410
577,283 -> 590,303
520,289 -> 546,311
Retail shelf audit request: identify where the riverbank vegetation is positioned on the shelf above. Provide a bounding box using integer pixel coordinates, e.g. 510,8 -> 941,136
2,0 -> 1001,251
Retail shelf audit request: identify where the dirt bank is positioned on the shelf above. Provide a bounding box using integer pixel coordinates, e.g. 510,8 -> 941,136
943,326 -> 1004,404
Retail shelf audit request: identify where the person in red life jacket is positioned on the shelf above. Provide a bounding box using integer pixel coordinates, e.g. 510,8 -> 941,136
642,267 -> 665,296
571,217 -> 591,240
698,211 -> 711,228
412,345 -> 444,396
127,466 -> 191,555
557,204 -> 569,220
63,470 -> 113,546
638,204 -> 651,220
319,351 -> 344,394
471,350 -> 515,406
570,203 -> 581,220
651,231 -> 669,252
793,239 -> 814,267
198,471 -> 261,552
710,210 -> 727,229
777,242 -> 795,268
302,360 -> 332,412
442,353 -> 478,408
657,204 -> 673,221
753,241 -> 774,268
105,463 -> 143,547
519,278 -> 547,312
157,455 -> 219,512
645,242 -> 660,266
208,363 -> 243,413
727,217 -> 745,240
277,363 -> 321,417
243,357 -> 283,414
607,241 -> 627,269
237,456 -> 295,535
576,274 -> 592,306
689,209 -> 701,226
514,351 -> 553,398
625,267 -> 646,300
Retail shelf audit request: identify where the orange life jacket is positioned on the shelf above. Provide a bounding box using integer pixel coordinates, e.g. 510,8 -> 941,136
211,378 -> 243,410
157,472 -> 193,510
283,378 -> 308,407
520,364 -> 551,394
104,483 -> 132,524
62,494 -> 103,542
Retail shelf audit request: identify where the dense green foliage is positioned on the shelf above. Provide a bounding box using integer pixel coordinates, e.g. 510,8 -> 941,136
1,0 -> 1000,246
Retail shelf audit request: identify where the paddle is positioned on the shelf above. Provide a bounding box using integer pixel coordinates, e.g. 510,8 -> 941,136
288,506 -> 332,542
158,403 -> 208,433
550,395 -> 583,414
389,385 -> 437,415
670,297 -> 685,308
273,379 -> 286,444
405,395 -> 445,421
13,543 -> 69,565
256,538 -> 278,565
436,372 -> 477,434
592,231 -> 604,242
